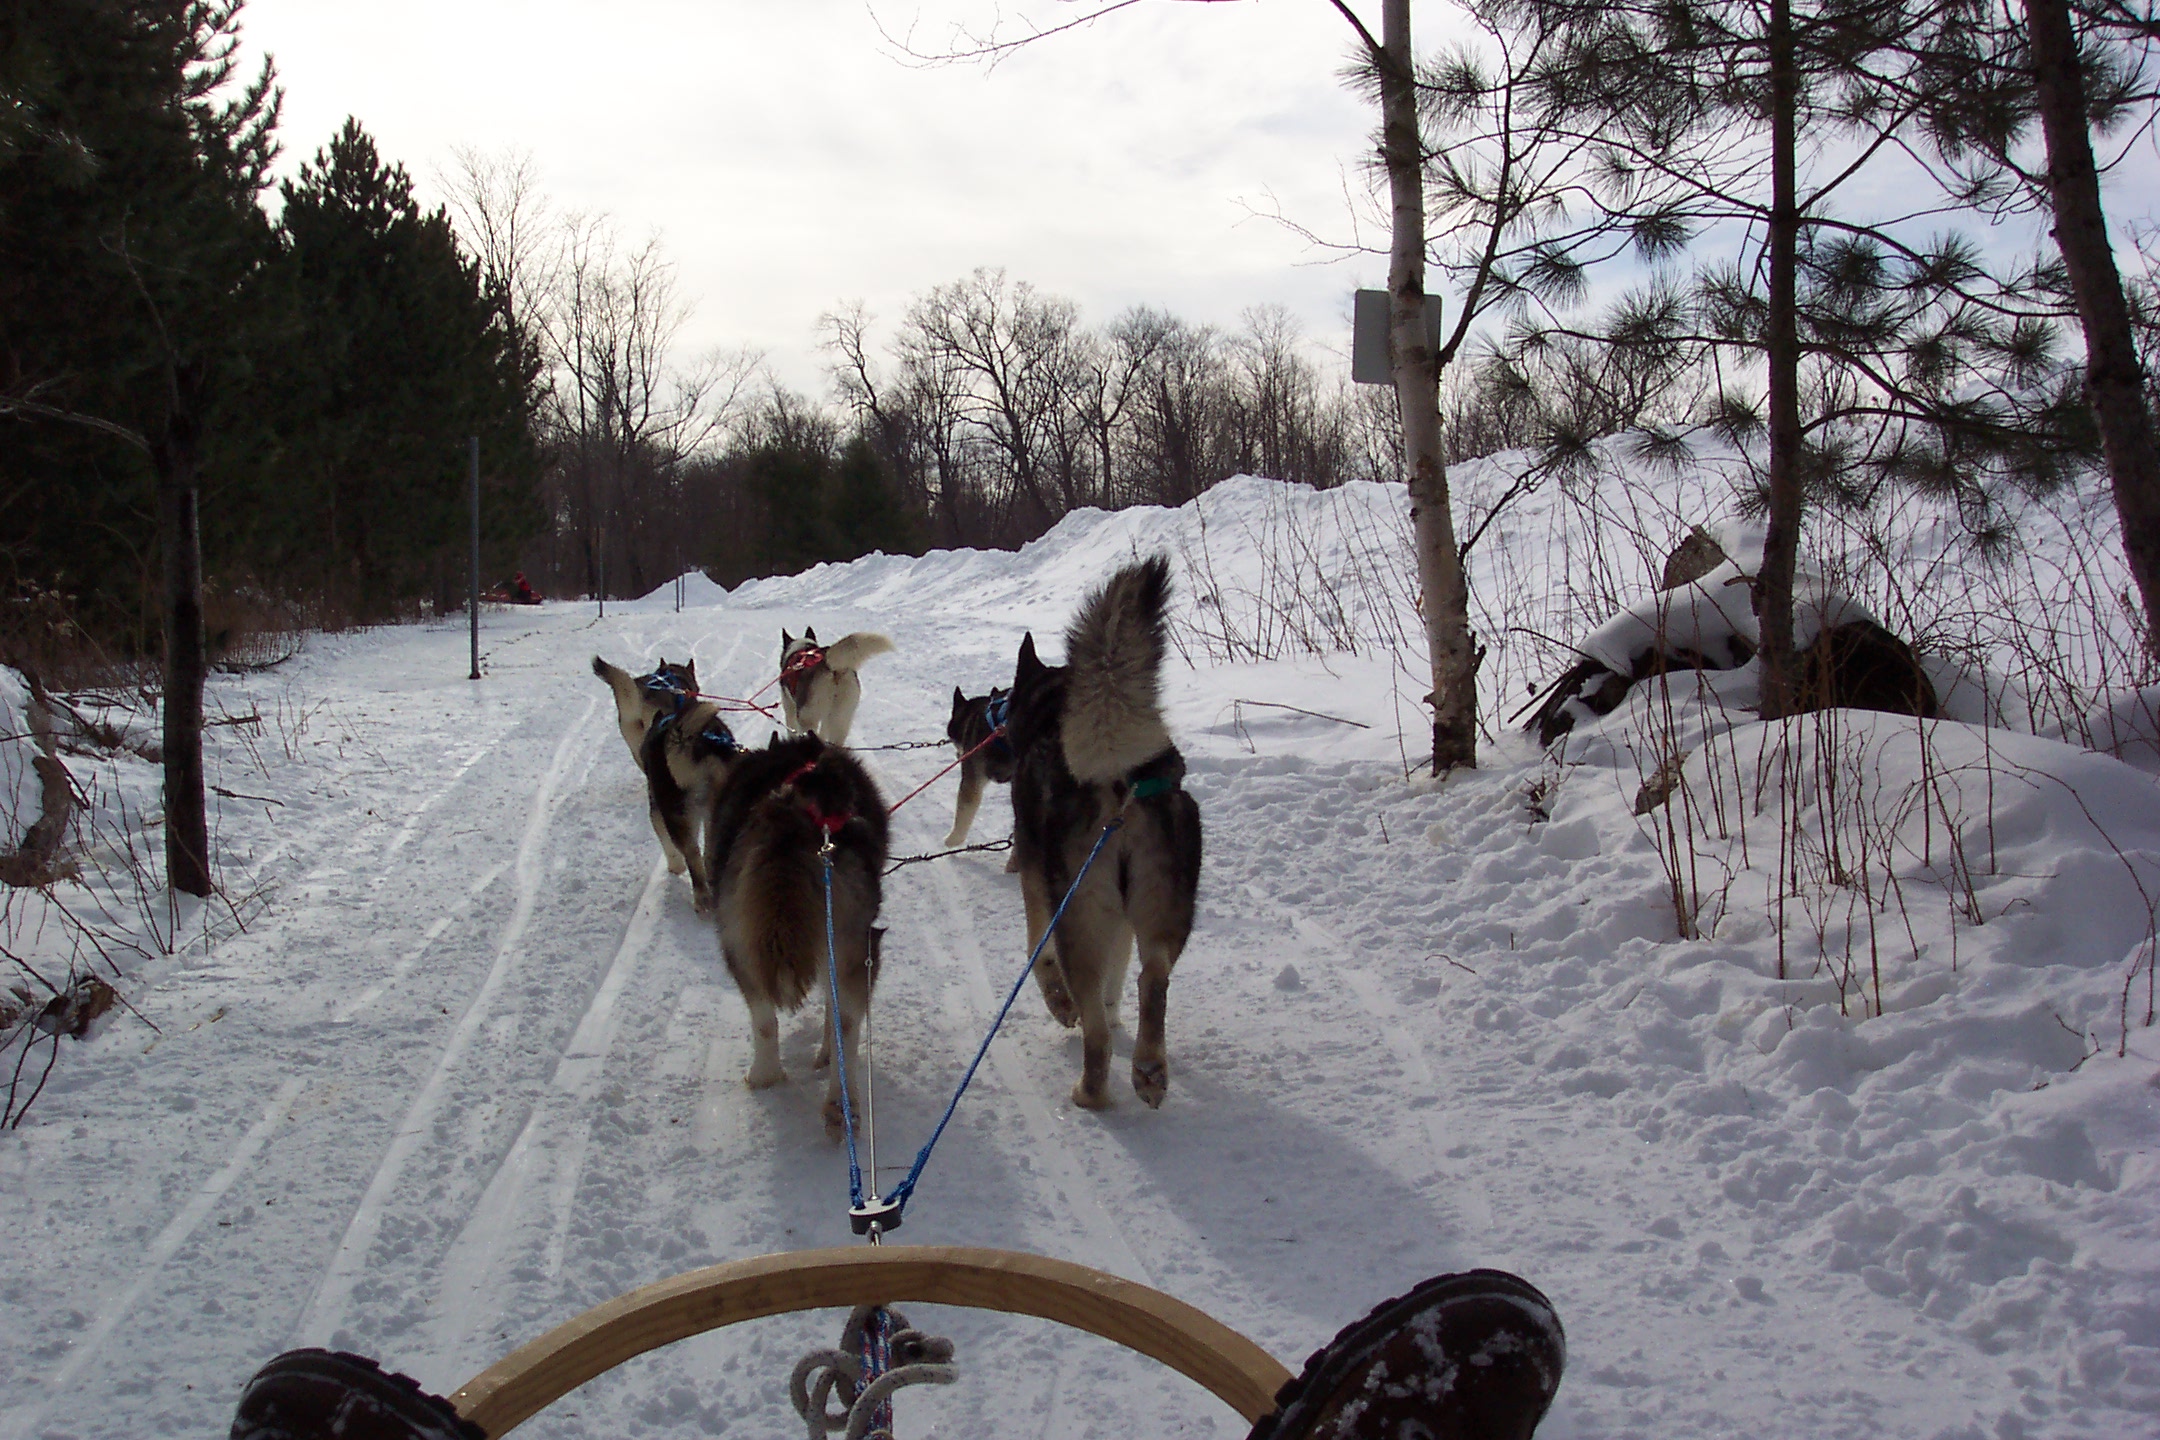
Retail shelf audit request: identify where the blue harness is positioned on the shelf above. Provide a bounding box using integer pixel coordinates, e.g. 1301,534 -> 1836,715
636,667 -> 692,705
650,707 -> 740,756
982,692 -> 1013,759
699,715 -> 742,754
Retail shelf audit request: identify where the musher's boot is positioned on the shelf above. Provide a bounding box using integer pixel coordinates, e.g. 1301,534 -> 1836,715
1247,1269 -> 1566,1440
231,1348 -> 484,1440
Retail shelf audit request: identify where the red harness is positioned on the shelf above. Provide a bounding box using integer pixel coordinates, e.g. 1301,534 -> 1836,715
782,758 -> 851,835
778,647 -> 826,708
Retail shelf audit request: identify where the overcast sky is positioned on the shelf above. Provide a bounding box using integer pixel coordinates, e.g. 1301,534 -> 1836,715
236,0 -> 1396,397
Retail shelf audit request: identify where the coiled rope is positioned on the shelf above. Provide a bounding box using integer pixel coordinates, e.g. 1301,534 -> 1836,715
790,1306 -> 957,1440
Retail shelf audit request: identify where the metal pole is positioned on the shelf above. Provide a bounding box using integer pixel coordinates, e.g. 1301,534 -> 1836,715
468,436 -> 481,680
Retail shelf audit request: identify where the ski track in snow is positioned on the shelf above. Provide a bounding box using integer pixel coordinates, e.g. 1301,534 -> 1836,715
293,695 -> 602,1348
0,1076 -> 310,1440
422,855 -> 671,1369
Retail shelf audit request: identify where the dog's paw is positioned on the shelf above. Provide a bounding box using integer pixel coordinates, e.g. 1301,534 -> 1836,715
743,1065 -> 786,1090
822,1099 -> 849,1139
941,828 -> 966,848
666,852 -> 688,876
1070,1080 -> 1114,1111
1003,851 -> 1022,873
1132,1059 -> 1168,1109
1040,986 -> 1080,1028
811,1045 -> 831,1072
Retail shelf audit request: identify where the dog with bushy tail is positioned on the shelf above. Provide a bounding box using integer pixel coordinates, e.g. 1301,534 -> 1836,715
1008,555 -> 1202,1110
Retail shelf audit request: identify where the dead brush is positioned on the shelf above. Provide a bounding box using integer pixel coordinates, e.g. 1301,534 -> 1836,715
1168,482 -> 1419,666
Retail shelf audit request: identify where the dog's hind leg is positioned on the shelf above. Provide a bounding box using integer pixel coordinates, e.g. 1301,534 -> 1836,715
1019,865 -> 1078,1027
1100,935 -> 1134,1031
819,926 -> 873,1140
657,796 -> 713,911
1129,931 -> 1183,1109
1124,803 -> 1200,1109
649,803 -> 689,877
1056,900 -> 1127,1110
943,762 -> 985,848
822,673 -> 863,746
738,983 -> 786,1089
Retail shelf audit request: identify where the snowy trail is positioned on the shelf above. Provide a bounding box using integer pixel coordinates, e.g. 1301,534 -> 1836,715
9,476 -> 2160,1440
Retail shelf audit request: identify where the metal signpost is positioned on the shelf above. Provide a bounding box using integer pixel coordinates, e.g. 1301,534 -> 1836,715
468,436 -> 481,681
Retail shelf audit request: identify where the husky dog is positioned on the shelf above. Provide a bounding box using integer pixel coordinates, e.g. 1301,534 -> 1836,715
778,628 -> 893,746
706,733 -> 890,1135
638,698 -> 743,911
1008,557 -> 1202,1110
942,686 -> 1017,851
593,654 -> 699,762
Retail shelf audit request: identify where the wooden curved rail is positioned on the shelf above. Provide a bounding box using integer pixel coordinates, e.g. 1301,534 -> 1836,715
448,1244 -> 1292,1436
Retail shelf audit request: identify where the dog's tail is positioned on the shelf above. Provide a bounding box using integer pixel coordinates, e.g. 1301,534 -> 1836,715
819,632 -> 895,672
592,654 -> 640,707
1061,556 -> 1175,784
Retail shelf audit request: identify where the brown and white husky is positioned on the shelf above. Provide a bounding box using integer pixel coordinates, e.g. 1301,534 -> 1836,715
705,733 -> 890,1136
592,654 -> 698,763
1006,557 -> 1202,1110
638,698 -> 743,911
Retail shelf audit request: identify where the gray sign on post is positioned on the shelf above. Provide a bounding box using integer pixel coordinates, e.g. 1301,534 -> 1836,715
1352,289 -> 1444,384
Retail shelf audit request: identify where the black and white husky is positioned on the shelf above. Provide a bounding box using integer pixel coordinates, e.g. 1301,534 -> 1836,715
592,654 -> 698,763
1007,557 -> 1202,1110
778,628 -> 893,746
638,698 -> 743,911
704,733 -> 890,1136
942,686 -> 1016,850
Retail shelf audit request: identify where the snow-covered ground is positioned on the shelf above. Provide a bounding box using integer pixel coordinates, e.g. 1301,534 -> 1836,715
3,459 -> 2158,1439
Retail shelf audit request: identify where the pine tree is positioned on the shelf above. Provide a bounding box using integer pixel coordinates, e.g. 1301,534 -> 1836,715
0,0 -> 281,896
270,118 -> 541,618
1911,0 -> 2160,659
826,435 -> 920,562
1495,0 -> 2093,712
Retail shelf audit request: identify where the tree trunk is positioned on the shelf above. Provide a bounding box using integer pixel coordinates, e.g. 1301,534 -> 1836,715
153,379 -> 213,898
1756,0 -> 1806,718
2027,0 -> 2160,659
1382,0 -> 1478,772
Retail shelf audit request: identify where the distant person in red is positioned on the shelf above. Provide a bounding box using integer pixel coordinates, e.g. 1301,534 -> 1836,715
511,572 -> 539,604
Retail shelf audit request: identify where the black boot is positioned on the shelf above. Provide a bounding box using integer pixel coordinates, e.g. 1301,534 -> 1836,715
1248,1269 -> 1566,1440
231,1349 -> 484,1440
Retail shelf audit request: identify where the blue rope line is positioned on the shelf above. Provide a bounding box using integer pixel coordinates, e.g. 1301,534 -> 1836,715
821,851 -> 866,1210
883,816 -> 1125,1215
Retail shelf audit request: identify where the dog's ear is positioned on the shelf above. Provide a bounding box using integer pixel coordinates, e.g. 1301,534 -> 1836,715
805,626 -> 818,644
781,629 -> 793,648
683,659 -> 698,685
951,686 -> 968,719
1015,632 -> 1043,687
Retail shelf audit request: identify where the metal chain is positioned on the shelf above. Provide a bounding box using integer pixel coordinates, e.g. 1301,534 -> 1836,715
883,838 -> 1013,875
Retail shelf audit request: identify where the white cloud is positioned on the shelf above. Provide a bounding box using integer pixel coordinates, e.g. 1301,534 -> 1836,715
239,0 -> 1394,394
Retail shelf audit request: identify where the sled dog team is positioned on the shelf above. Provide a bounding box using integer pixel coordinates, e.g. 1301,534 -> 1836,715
591,558 -> 1202,1133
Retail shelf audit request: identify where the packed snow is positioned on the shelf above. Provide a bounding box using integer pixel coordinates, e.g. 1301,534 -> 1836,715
3,449 -> 2157,1440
